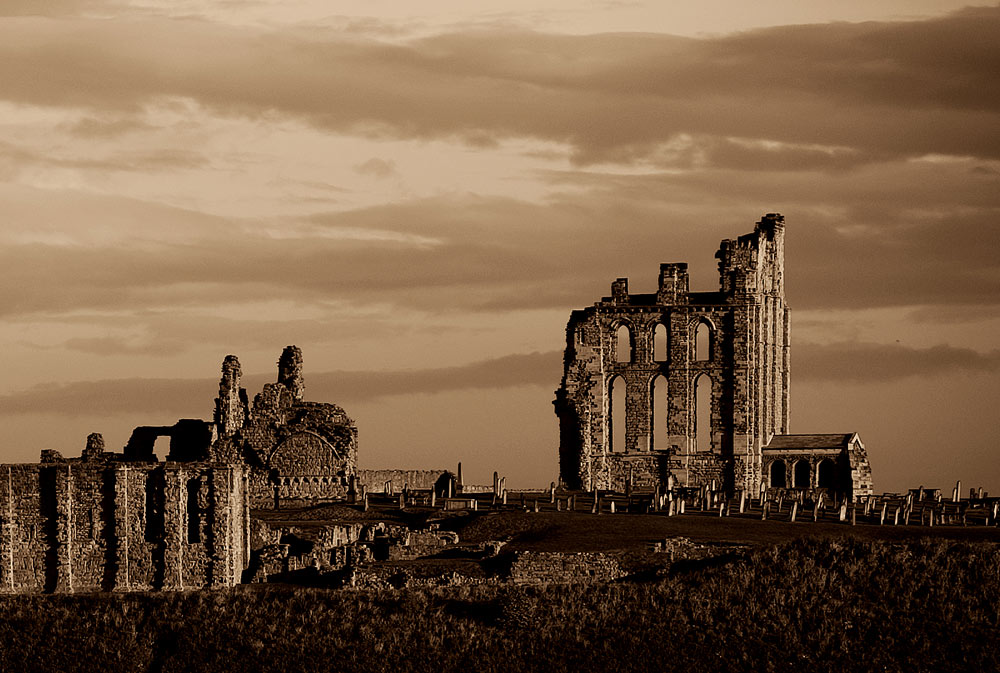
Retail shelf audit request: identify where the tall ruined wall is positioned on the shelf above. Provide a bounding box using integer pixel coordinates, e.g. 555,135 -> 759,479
555,214 -> 788,494
0,460 -> 248,594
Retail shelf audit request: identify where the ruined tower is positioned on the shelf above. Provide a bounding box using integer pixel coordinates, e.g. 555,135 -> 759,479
214,354 -> 248,439
554,214 -> 789,494
277,345 -> 305,402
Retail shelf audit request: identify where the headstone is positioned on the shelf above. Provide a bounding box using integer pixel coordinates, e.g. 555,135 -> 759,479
879,503 -> 887,526
955,480 -> 961,502
893,506 -> 900,526
610,501 -> 616,514
668,499 -> 676,516
493,471 -> 499,496
533,499 -> 539,513
839,503 -> 847,522
739,491 -> 747,514
447,479 -> 453,498
679,500 -> 685,515
761,502 -> 769,521
550,482 -> 556,504
719,502 -> 725,517
363,493 -> 369,512
569,494 -> 575,511
790,501 -> 798,523
557,498 -> 563,512
431,490 -> 436,508
502,489 -> 508,505
457,462 -> 464,489
851,506 -> 856,526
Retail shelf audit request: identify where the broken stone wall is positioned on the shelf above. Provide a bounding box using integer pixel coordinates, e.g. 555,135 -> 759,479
555,214 -> 789,494
357,469 -> 450,493
0,462 -> 248,594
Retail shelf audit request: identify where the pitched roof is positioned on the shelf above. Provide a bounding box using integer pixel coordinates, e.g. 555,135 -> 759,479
764,433 -> 855,450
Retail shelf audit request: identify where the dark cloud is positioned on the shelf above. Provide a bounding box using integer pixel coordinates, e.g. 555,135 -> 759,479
795,342 -> 1000,382
0,8 -> 997,165
0,351 -> 562,417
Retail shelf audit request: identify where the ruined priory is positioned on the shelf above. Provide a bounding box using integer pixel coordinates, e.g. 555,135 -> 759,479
0,214 -> 872,593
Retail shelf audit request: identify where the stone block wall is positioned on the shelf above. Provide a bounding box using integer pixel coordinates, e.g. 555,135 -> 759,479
0,461 -> 247,593
508,551 -> 625,584
555,214 -> 789,494
357,469 -> 451,493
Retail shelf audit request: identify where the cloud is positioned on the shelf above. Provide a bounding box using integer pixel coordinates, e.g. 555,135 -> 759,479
794,342 -> 1000,382
0,351 -> 563,417
0,8 -> 997,166
354,157 -> 397,178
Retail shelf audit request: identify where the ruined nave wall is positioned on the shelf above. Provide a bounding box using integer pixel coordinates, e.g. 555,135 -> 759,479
0,461 -> 248,593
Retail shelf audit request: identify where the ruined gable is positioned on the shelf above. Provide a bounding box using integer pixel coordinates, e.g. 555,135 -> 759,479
214,346 -> 359,506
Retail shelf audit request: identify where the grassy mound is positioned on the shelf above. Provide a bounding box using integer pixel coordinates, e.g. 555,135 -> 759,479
1,537 -> 997,673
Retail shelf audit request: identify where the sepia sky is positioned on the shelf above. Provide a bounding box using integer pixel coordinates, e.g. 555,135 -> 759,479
1,1 -> 998,492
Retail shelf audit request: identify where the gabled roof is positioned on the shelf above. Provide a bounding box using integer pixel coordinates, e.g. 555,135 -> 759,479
764,433 -> 856,450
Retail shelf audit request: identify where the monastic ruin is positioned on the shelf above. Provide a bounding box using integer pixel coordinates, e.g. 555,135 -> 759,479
0,214 -> 892,594
554,214 -> 873,498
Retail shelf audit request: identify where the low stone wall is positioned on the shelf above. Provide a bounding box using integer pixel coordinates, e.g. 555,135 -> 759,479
507,551 -> 625,584
357,469 -> 449,493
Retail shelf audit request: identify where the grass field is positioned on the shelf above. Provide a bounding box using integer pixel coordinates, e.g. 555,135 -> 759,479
2,511 -> 998,673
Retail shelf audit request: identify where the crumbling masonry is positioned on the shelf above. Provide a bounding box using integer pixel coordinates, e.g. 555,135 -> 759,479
0,346 -> 356,593
554,214 -> 873,498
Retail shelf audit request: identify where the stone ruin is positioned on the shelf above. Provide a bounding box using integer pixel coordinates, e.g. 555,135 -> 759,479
554,214 -> 873,499
212,346 -> 359,506
0,215 -> 889,594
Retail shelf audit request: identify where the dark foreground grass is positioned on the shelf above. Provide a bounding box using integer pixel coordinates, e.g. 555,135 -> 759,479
2,537 -> 998,673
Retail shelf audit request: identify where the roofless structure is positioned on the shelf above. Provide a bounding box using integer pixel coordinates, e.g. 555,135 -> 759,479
554,214 -> 873,498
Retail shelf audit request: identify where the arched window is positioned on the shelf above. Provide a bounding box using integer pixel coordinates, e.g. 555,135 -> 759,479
653,323 -> 668,362
615,324 -> 632,363
650,375 -> 668,450
793,460 -> 810,489
695,320 -> 711,361
610,376 -> 626,453
817,459 -> 836,489
694,373 -> 712,452
769,461 -> 787,488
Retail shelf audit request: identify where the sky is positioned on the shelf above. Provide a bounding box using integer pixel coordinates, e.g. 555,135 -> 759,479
1,0 -> 998,493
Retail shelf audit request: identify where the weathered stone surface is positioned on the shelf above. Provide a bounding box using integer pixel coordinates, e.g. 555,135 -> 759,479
554,214 -> 873,499
0,461 -> 247,594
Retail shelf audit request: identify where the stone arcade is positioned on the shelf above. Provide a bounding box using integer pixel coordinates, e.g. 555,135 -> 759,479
554,214 -> 873,498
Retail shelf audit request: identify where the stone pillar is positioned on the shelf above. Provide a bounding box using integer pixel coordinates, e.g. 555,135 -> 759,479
112,466 -> 131,591
210,467 -> 240,588
163,466 -> 185,590
1,467 -> 15,592
47,464 -> 75,593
